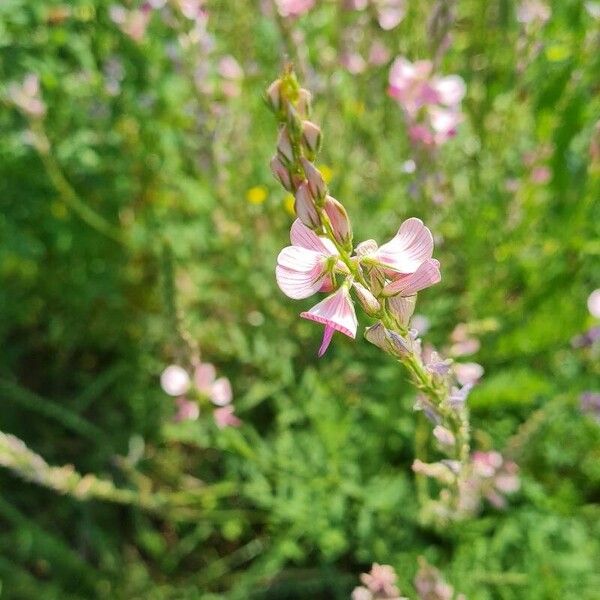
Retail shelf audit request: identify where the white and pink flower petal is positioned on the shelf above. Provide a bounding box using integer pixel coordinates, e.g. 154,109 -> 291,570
290,219 -> 337,255
383,259 -> 441,296
375,218 -> 434,274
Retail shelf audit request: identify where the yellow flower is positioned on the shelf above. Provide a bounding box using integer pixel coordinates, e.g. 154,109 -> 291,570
320,165 -> 333,184
283,194 -> 295,216
246,185 -> 268,205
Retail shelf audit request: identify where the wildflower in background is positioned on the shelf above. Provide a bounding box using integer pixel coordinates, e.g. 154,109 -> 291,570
414,557 -> 465,600
218,55 -> 243,97
8,74 -> 46,118
213,405 -> 242,429
581,392 -> 600,423
517,0 -> 551,25
174,397 -> 199,421
246,185 -> 268,205
160,364 -> 191,396
194,362 -> 232,406
352,563 -> 406,600
587,289 -> 600,318
388,57 -> 465,148
109,4 -> 152,42
467,451 -> 520,510
454,362 -> 484,386
275,0 -> 315,18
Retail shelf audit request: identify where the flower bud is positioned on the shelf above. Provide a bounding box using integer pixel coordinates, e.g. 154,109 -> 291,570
352,282 -> 380,316
297,87 -> 312,116
324,195 -> 352,247
364,322 -> 411,357
355,239 -> 378,257
266,79 -> 283,113
301,120 -> 322,159
294,182 -> 320,229
300,157 -> 327,202
277,127 -> 295,165
433,425 -> 456,447
270,156 -> 294,191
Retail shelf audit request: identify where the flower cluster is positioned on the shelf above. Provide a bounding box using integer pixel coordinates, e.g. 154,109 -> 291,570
160,361 -> 240,428
352,563 -> 407,600
7,73 -> 46,118
388,57 -> 465,148
352,559 -> 465,600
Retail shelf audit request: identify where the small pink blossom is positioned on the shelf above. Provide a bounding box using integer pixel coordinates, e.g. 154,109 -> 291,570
160,365 -> 191,396
174,397 -> 199,422
517,0 -> 551,25
109,4 -> 152,42
194,362 -> 232,406
454,362 -> 484,386
275,0 -> 315,17
587,289 -> 600,318
376,0 -> 406,30
213,405 -> 241,429
8,74 -> 46,118
301,285 -> 358,356
389,57 -> 465,148
276,219 -> 339,300
353,563 -> 405,599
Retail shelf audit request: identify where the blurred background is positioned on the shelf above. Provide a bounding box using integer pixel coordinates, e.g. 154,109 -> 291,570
0,0 -> 599,598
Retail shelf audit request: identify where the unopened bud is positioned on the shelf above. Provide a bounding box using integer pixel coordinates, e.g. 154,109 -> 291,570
355,239 -> 378,257
266,79 -> 283,113
352,282 -> 380,316
276,127 -> 295,165
297,88 -> 312,116
294,182 -> 320,229
301,120 -> 322,159
300,157 -> 327,202
364,322 -> 411,357
412,459 -> 457,485
433,425 -> 456,447
323,195 -> 352,247
270,156 -> 294,191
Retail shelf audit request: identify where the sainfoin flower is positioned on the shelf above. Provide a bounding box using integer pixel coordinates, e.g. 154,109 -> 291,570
352,562 -> 406,600
213,405 -> 241,429
194,362 -> 232,406
388,57 -> 465,148
276,219 -> 339,299
275,0 -> 315,17
301,285 -> 358,356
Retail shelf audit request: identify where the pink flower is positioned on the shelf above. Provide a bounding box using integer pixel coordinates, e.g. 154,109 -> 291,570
276,219 -> 339,300
213,405 -> 241,429
389,57 -> 465,148
373,218 -> 434,274
382,259 -> 441,296
109,4 -> 152,42
300,286 -> 358,356
588,289 -> 600,318
8,74 -> 46,117
174,397 -> 199,422
160,365 -> 191,396
275,0 -> 315,17
454,362 -> 484,386
376,0 -> 406,30
194,362 -> 232,406
388,58 -> 436,116
360,563 -> 401,597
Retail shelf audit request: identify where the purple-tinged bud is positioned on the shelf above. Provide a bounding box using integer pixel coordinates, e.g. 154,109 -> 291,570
270,156 -> 294,191
301,120 -> 322,159
368,266 -> 386,296
364,322 -> 411,357
352,282 -> 381,316
324,195 -> 352,248
433,425 -> 456,447
300,157 -> 327,202
412,459 -> 456,485
277,127 -> 295,165
294,182 -> 320,229
297,88 -> 312,116
266,79 -> 283,113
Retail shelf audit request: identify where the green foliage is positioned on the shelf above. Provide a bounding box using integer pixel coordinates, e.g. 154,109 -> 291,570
0,0 -> 599,598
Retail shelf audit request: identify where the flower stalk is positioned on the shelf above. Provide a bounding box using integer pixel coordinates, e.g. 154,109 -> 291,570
266,66 -> 516,526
